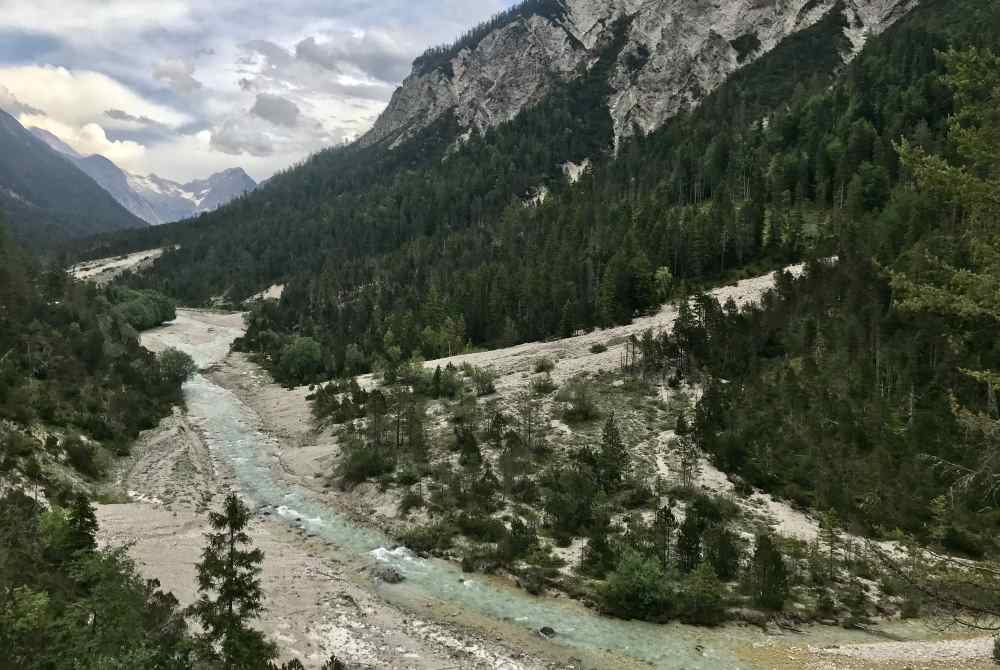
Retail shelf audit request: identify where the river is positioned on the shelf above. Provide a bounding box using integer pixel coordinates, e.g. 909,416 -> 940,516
141,310 -> 755,669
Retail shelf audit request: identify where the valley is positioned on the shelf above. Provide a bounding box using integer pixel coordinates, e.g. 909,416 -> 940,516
2,0 -> 999,667
86,254 -> 993,669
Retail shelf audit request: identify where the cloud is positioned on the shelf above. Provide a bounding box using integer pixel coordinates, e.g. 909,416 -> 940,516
0,83 -> 42,116
210,118 -> 274,157
295,30 -> 413,83
105,108 -> 163,126
250,93 -> 301,128
0,0 -> 516,181
154,58 -> 202,94
20,113 -> 146,167
0,1 -> 192,38
0,65 -> 189,128
241,40 -> 294,70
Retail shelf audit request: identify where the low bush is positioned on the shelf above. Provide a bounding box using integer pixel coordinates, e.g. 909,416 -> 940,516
62,434 -> 110,479
530,374 -> 558,395
533,357 -> 555,373
463,364 -> 498,396
600,550 -> 675,621
558,379 -> 600,423
399,521 -> 458,554
336,436 -> 395,488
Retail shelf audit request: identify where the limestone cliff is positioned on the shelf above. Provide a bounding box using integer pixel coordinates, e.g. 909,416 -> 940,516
363,0 -> 918,149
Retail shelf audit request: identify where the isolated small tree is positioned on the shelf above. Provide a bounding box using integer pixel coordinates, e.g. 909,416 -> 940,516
598,413 -> 628,489
653,504 -> 678,567
190,494 -> 276,669
750,534 -> 789,610
67,493 -> 98,554
677,514 -> 704,573
705,526 -> 741,581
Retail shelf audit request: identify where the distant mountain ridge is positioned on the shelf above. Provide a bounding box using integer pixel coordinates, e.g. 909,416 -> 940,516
0,109 -> 146,247
29,128 -> 256,225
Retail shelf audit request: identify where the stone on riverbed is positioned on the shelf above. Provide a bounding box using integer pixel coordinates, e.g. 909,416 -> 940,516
372,564 -> 405,584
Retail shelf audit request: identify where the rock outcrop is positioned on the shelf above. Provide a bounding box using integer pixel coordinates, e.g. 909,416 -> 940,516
364,0 -> 918,150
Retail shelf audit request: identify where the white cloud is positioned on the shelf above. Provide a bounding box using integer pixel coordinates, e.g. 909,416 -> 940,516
20,114 -> 147,169
0,1 -> 516,181
0,84 -> 42,116
154,58 -> 202,94
0,0 -> 193,38
0,66 -> 190,128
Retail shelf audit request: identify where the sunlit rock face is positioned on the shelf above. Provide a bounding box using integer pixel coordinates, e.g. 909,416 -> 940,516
363,0 -> 918,149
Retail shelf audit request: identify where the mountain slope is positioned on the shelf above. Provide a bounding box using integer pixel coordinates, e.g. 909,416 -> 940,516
29,127 -> 256,225
75,154 -> 163,224
0,110 -> 147,247
365,0 -> 917,148
89,0 -> 994,356
125,168 -> 257,224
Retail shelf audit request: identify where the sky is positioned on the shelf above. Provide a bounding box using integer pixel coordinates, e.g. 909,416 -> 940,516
0,1 -> 514,182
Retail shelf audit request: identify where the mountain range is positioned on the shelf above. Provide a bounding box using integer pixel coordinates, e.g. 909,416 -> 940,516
30,127 -> 256,225
0,109 -> 146,246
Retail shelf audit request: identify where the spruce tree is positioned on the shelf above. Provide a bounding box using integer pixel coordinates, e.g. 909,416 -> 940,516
190,494 -> 276,669
67,493 -> 98,554
598,413 -> 628,489
750,534 -> 788,611
676,513 -> 704,573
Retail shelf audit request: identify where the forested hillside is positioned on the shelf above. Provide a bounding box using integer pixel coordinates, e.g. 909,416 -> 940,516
0,111 -> 147,250
90,0 -> 998,390
0,217 -> 188,491
0,218 -> 343,669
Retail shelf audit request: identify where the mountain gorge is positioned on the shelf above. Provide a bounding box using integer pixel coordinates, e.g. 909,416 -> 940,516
30,128 -> 257,225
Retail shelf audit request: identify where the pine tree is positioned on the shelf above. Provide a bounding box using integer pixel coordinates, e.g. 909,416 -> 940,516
190,494 -> 276,669
67,493 -> 98,554
676,513 -> 703,573
598,412 -> 628,489
653,504 -> 677,567
750,534 -> 788,610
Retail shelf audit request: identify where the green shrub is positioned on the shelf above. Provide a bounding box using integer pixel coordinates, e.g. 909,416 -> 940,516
336,437 -> 394,488
278,337 -> 325,386
109,287 -> 176,331
159,348 -> 197,387
463,365 -> 497,396
530,373 -> 558,395
62,435 -> 109,479
600,550 -> 675,621
398,489 -> 425,516
679,563 -> 729,626
399,521 -> 457,554
533,357 -> 555,373
457,512 -> 506,543
558,379 -> 600,423
589,343 -> 608,354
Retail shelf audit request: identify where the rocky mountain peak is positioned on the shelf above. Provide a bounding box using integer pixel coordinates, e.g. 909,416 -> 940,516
363,0 -> 918,150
